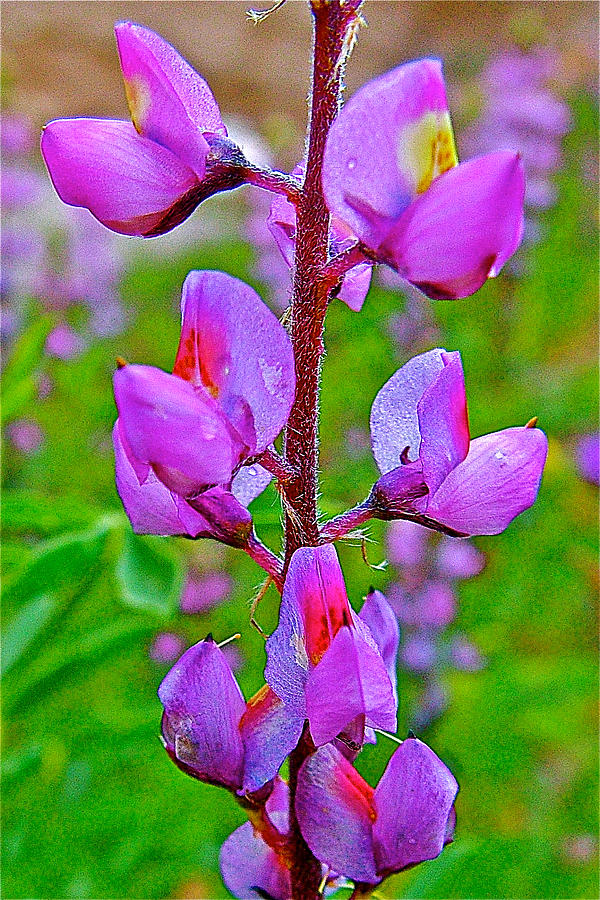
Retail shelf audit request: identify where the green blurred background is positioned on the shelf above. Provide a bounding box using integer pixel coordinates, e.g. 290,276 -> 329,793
2,3 -> 598,898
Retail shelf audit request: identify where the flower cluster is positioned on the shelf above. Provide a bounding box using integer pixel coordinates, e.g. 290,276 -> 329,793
41,14 -> 548,898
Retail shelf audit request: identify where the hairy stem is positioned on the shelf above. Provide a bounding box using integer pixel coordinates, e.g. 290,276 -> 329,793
244,533 -> 284,590
319,500 -> 373,542
282,3 -> 364,898
243,164 -> 303,201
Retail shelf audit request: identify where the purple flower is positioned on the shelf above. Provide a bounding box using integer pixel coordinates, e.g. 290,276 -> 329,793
1,114 -> 36,155
113,270 -> 293,545
323,58 -> 525,299
45,324 -> 87,360
179,570 -> 232,614
369,348 -> 548,535
392,581 -> 456,630
220,779 -> 292,899
41,22 -> 244,237
295,738 -> 458,885
265,545 -> 397,747
462,47 -> 571,216
400,633 -> 438,674
149,632 -> 185,664
268,162 -> 372,312
435,536 -> 485,580
449,636 -> 486,672
574,433 -> 599,486
6,419 -> 44,454
159,636 -> 303,795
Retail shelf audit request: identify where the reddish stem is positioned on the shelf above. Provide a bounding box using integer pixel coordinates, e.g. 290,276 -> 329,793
282,3 -> 364,898
321,242 -> 373,291
243,164 -> 303,202
258,445 -> 298,484
319,501 -> 373,542
244,533 -> 284,590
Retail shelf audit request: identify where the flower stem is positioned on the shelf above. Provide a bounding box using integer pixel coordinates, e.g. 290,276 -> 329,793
282,3 -> 364,898
243,164 -> 303,202
321,242 -> 373,291
244,533 -> 284,590
319,501 -> 373,542
258,445 -> 298,483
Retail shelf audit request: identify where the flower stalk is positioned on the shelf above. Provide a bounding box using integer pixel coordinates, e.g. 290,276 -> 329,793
282,3 -> 364,895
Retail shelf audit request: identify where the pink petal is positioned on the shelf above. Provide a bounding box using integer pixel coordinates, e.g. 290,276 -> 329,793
373,738 -> 458,875
264,545 -> 353,713
158,637 -> 245,791
231,463 -> 272,506
305,625 -> 397,746
173,271 -> 295,453
380,151 -> 525,299
370,349 -> 446,474
240,685 -> 305,794
358,589 -> 400,704
115,22 -> 225,178
323,58 -> 456,247
220,820 -> 291,900
268,169 -> 372,312
186,487 -> 253,549
114,364 -> 241,496
427,426 -> 548,535
113,420 -> 212,537
296,744 -> 379,884
417,350 -> 470,495
41,118 -> 200,236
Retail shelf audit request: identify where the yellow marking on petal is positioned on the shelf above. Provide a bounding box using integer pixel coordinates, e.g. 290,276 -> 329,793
399,111 -> 458,195
124,75 -> 150,134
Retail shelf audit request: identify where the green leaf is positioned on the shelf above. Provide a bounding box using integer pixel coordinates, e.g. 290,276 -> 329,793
4,619 -> 155,713
1,490 -> 102,536
1,743 -> 43,783
115,532 -> 183,617
2,519 -> 114,612
1,315 -> 54,424
1,593 -> 59,676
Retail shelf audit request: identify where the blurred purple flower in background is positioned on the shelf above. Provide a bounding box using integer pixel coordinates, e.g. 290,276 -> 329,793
2,114 -> 129,346
5,418 -> 45,455
462,46 -> 571,228
385,519 -> 487,728
574,433 -> 599,486
149,632 -> 186,665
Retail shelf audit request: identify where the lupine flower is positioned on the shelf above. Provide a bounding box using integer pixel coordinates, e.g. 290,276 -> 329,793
113,269 -> 294,546
41,22 -> 245,237
159,635 -> 304,795
265,545 -> 397,747
574,432 -> 599,486
5,419 -> 45,455
268,162 -> 372,312
2,112 -> 128,352
179,569 -> 233,614
390,580 -> 456,630
323,58 -> 525,299
449,635 -> 486,672
45,324 -> 87,361
369,347 -> 548,535
220,778 -> 345,899
462,46 -> 571,219
220,778 -> 292,899
149,632 -> 185,664
295,738 -> 457,885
